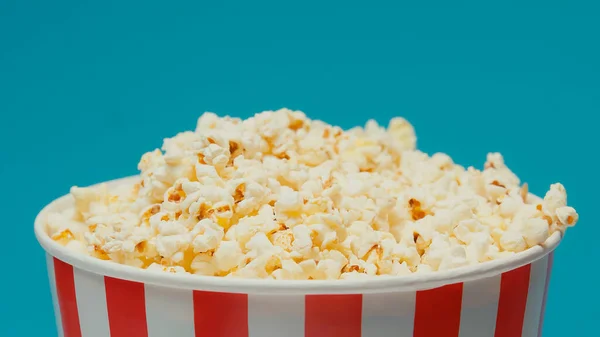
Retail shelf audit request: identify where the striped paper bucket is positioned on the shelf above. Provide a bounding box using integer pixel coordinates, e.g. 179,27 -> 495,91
35,177 -> 561,337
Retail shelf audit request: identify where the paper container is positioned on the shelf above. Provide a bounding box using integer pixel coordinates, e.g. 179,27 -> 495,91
35,176 -> 560,337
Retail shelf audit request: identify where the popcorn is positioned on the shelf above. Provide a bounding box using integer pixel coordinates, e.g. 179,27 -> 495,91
47,109 -> 579,279
272,259 -> 306,280
522,218 -> 550,247
246,232 -> 279,257
155,234 -> 191,259
275,187 -> 303,217
499,231 -> 527,252
65,240 -> 88,255
556,206 -> 578,227
233,254 -> 277,279
387,117 -> 417,152
438,246 -> 469,270
465,234 -> 491,263
213,240 -> 244,273
346,221 -> 379,258
314,259 -> 344,280
191,219 -> 224,253
147,263 -> 188,274
291,225 -> 313,256
543,183 -> 567,213
190,252 -> 217,275
391,261 -> 412,276
498,196 -> 521,218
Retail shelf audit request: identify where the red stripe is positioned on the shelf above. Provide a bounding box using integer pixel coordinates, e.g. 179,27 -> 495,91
193,291 -> 248,337
537,253 -> 554,337
105,276 -> 148,337
305,294 -> 362,337
53,258 -> 82,337
413,283 -> 463,337
494,264 -> 532,337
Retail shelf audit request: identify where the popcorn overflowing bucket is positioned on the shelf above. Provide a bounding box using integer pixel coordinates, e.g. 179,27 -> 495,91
35,177 -> 560,337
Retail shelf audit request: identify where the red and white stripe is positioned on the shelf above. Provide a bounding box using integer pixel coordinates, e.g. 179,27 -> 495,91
47,253 -> 554,337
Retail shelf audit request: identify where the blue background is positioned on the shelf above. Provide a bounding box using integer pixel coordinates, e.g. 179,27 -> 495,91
1,1 -> 597,336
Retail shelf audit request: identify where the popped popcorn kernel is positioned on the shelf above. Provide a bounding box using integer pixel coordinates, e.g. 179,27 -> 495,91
213,240 -> 244,272
47,108 -> 579,279
500,231 -> 527,252
147,263 -> 188,274
52,229 -> 75,245
522,218 -> 550,247
556,206 -> 578,227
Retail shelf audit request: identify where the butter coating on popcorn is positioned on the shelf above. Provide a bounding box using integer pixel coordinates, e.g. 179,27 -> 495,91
46,109 -> 579,279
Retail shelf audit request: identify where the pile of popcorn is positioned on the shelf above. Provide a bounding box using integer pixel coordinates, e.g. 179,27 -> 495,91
46,109 -> 579,280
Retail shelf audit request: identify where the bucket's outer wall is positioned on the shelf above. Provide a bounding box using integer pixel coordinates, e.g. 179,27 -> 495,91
46,252 -> 554,337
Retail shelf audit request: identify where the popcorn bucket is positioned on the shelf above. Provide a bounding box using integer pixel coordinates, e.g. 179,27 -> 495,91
35,177 -> 560,337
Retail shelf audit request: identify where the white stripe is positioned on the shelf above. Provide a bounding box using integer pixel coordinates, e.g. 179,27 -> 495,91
248,294 -> 305,337
521,256 -> 550,337
46,255 -> 64,337
459,274 -> 502,337
145,285 -> 195,337
73,268 -> 110,337
362,291 -> 416,337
